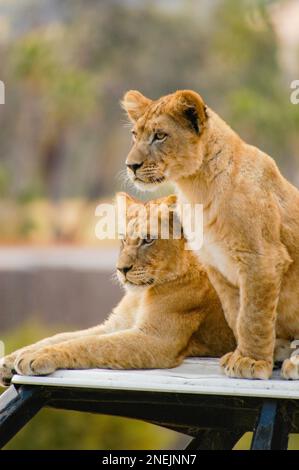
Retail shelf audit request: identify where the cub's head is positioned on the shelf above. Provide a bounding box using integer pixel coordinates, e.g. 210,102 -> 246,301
121,90 -> 208,190
116,192 -> 187,290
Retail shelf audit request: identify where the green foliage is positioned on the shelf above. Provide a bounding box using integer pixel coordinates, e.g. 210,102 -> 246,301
1,321 -> 176,450
12,37 -> 56,82
4,408 -> 174,450
11,33 -> 96,122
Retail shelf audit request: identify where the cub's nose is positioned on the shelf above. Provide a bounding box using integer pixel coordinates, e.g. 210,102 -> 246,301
117,265 -> 133,276
126,162 -> 143,174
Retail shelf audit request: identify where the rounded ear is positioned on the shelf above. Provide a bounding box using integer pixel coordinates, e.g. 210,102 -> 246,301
159,194 -> 177,209
115,193 -> 144,229
150,194 -> 177,211
171,90 -> 208,134
115,192 -> 140,210
121,90 -> 152,122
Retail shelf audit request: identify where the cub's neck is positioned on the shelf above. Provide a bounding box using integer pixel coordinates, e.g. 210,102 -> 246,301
140,252 -> 212,314
176,108 -> 243,204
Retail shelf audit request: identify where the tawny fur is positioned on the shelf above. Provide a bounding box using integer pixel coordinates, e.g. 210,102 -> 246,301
0,194 -> 235,384
122,89 -> 299,380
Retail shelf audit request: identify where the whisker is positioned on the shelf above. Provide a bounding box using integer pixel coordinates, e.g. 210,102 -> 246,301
115,169 -> 132,191
120,117 -> 133,128
110,271 -> 120,282
115,169 -> 127,181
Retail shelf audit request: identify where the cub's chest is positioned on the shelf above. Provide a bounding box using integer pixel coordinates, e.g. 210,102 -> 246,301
189,217 -> 238,286
198,236 -> 238,286
176,192 -> 239,286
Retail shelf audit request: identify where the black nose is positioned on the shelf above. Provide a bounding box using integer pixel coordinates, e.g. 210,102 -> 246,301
127,162 -> 143,174
118,265 -> 133,276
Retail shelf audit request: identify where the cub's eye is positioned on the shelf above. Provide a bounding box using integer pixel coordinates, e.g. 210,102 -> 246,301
142,236 -> 155,246
153,132 -> 167,142
131,131 -> 137,141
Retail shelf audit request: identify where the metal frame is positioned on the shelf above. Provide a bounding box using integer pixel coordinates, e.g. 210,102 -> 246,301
0,384 -> 297,450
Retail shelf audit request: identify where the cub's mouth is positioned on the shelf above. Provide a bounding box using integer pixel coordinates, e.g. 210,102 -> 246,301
126,164 -> 166,188
131,174 -> 166,190
117,269 -> 155,288
136,176 -> 165,184
119,276 -> 155,289
127,277 -> 154,286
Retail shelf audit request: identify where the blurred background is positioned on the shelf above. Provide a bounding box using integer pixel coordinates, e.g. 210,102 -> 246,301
0,0 -> 299,450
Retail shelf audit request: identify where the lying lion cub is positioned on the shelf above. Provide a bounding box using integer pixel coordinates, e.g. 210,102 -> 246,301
0,193 -> 235,386
122,89 -> 299,380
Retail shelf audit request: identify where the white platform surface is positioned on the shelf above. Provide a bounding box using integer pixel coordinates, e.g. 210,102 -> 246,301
12,358 -> 299,400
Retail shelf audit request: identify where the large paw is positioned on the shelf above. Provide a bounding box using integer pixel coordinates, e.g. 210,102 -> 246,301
0,353 -> 17,386
220,350 -> 273,380
14,349 -> 58,376
281,358 -> 299,380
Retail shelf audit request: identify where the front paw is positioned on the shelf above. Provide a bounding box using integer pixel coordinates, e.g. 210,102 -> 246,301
220,349 -> 273,380
14,349 -> 58,376
0,354 -> 17,386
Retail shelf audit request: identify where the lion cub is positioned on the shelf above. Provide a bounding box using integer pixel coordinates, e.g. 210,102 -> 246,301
122,89 -> 299,379
0,193 -> 235,384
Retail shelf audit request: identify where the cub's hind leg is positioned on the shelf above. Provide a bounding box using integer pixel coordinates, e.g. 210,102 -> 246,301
281,339 -> 299,379
281,357 -> 299,379
274,338 -> 293,363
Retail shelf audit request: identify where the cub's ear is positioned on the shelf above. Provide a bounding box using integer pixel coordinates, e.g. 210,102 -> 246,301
115,192 -> 140,210
115,193 -> 144,227
121,90 -> 152,122
171,90 -> 208,134
157,194 -> 177,209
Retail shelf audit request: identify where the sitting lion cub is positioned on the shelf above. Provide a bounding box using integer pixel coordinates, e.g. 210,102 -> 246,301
122,89 -> 299,380
0,194 -> 235,385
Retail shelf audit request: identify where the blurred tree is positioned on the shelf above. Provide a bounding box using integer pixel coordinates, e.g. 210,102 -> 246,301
211,0 -> 299,177
9,34 -> 97,199
0,0 -> 298,201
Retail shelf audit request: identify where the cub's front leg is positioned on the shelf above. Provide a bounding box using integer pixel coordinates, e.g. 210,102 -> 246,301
13,306 -> 202,376
0,294 -> 137,386
14,330 -> 183,376
221,249 -> 290,380
0,326 -> 108,386
206,266 -> 239,332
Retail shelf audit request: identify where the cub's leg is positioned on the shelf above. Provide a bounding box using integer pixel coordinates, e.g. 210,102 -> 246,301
206,267 -> 239,332
221,250 -> 289,380
14,310 -> 203,375
281,339 -> 299,379
281,358 -> 299,379
274,339 -> 293,363
185,341 -> 211,357
14,332 -> 181,375
0,294 -> 137,386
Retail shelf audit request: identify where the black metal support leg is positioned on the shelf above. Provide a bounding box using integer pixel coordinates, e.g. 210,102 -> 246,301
1,383 -> 295,450
0,385 -> 48,449
251,399 -> 290,450
185,430 -> 244,450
